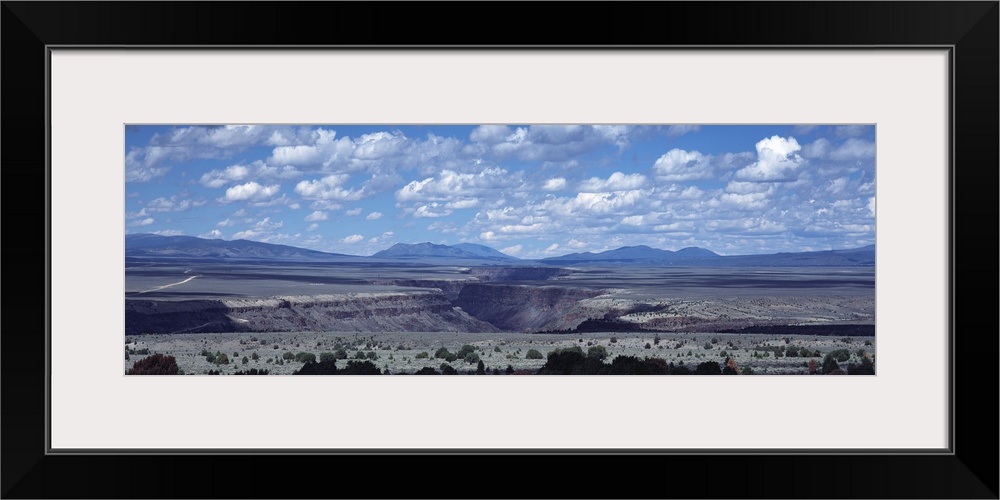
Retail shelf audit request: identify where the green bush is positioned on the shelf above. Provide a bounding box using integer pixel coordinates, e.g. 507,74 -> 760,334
704,342 -> 713,350
355,351 -> 367,360
587,345 -> 608,360
829,349 -> 851,362
251,352 -> 260,361
494,346 -> 502,352
653,334 -> 661,345
464,352 -> 480,364
552,346 -> 583,356
785,346 -> 798,357
440,364 -> 458,375
434,347 -> 452,359
334,348 -> 348,359
476,360 -> 486,374
214,352 -> 230,365
205,351 -> 216,363
366,351 -> 378,360
506,364 -> 514,375
295,352 -> 317,363
525,349 -> 544,359
319,352 -> 337,363
822,353 -> 840,374
282,351 -> 296,360
610,337 -> 618,344
415,351 -> 430,359
848,356 -> 875,375
799,347 -> 813,357
456,345 -> 476,358
644,343 -> 652,349
242,356 -> 249,365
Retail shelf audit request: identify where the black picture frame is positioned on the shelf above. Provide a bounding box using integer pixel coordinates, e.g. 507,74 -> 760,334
3,2 -> 996,498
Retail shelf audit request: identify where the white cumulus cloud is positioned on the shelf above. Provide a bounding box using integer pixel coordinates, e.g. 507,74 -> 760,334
620,215 -> 645,226
295,174 -> 365,201
224,182 -> 280,202
199,164 -> 250,188
501,244 -> 523,256
542,177 -> 567,191
734,136 -> 805,182
365,211 -> 384,220
304,210 -> 328,222
579,172 -> 647,192
414,203 -> 452,218
652,149 -> 713,181
341,234 -> 364,244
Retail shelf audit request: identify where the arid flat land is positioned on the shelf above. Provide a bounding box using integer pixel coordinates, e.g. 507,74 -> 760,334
125,261 -> 874,375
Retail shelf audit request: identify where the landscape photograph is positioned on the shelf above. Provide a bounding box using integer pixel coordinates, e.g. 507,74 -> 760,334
124,124 -> 876,376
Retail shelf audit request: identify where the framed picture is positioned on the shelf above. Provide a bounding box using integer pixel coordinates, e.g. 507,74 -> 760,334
4,2 -> 996,498
120,121 -> 878,379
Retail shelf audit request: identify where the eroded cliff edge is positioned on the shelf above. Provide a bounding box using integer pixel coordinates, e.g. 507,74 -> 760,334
125,291 -> 500,334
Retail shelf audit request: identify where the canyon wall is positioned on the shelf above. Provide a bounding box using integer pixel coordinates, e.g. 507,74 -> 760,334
125,291 -> 499,334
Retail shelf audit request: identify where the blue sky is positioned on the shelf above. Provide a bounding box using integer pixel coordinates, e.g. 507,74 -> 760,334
125,124 -> 875,258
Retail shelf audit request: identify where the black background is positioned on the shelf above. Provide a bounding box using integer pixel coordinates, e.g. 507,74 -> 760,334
2,2 -> 997,498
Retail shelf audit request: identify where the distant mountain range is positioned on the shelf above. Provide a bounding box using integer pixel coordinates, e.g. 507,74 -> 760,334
125,234 -> 874,266
372,242 -> 515,261
125,234 -> 347,260
541,245 -> 720,264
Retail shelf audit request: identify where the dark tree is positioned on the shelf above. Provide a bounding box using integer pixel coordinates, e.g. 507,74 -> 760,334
822,353 -> 840,374
538,350 -> 587,375
693,361 -> 722,375
293,360 -> 338,375
233,368 -> 270,375
848,356 -> 875,375
127,354 -> 179,375
338,360 -> 382,375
